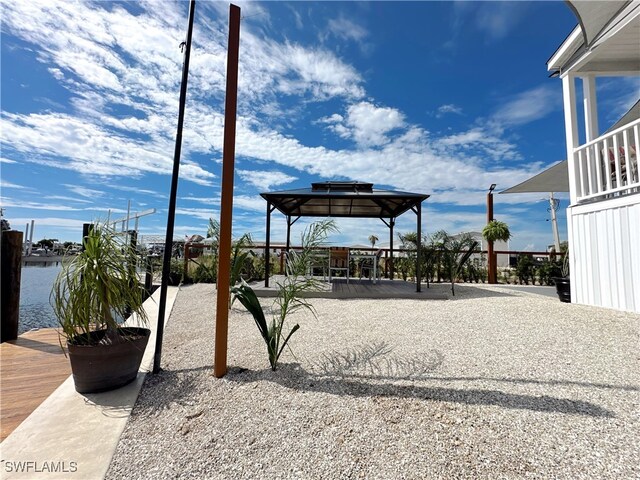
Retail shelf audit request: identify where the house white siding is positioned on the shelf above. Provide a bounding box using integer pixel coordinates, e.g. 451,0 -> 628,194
568,195 -> 640,312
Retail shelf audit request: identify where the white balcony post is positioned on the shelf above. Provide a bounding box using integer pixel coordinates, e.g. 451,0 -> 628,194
562,74 -> 580,205
582,75 -> 599,141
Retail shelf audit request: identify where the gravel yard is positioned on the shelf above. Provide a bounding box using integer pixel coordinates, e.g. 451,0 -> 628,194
107,283 -> 640,479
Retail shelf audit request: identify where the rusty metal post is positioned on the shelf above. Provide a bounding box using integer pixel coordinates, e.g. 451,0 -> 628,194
1,230 -> 23,342
214,4 -> 241,379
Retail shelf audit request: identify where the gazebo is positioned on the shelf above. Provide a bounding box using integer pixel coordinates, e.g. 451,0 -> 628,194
260,181 -> 430,291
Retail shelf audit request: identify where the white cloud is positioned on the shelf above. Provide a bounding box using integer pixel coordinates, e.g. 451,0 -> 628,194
181,196 -> 220,206
493,86 -> 559,126
238,170 -> 297,191
0,158 -> 18,164
436,104 -> 463,117
175,207 -> 216,221
45,195 -> 92,204
322,102 -> 406,147
1,180 -> 27,189
454,2 -> 530,41
234,195 -> 267,212
48,68 -> 64,80
64,184 -> 105,199
0,196 -> 80,211
326,17 -> 369,43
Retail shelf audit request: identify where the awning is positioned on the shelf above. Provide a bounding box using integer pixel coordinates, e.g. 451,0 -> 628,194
567,1 -> 631,48
500,161 -> 569,194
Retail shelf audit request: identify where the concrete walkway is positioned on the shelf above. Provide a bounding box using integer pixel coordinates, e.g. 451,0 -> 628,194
0,286 -> 179,479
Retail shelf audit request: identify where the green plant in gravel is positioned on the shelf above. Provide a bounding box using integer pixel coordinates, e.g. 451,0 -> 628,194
443,233 -> 479,295
231,219 -> 338,371
51,221 -> 148,344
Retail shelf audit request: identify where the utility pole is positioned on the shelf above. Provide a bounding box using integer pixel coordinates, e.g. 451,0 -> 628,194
549,193 -> 561,252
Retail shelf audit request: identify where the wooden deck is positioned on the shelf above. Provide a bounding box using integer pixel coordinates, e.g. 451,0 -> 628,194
0,328 -> 71,442
251,277 -> 448,300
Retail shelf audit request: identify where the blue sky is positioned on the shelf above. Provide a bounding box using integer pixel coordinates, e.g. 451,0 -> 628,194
1,1 -> 637,249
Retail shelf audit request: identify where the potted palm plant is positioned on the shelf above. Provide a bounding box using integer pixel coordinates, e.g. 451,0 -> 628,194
51,222 -> 150,393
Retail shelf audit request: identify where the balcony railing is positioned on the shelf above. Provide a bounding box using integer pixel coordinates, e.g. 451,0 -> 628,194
573,119 -> 640,203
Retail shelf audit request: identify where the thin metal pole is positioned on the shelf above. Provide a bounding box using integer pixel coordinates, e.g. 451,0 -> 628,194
416,203 -> 422,292
389,218 -> 395,280
265,201 -> 271,287
487,191 -> 495,284
214,4 -> 241,379
285,215 -> 291,276
153,0 -> 196,374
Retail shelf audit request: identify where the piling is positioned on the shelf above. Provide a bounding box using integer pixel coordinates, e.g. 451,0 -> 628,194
1,230 -> 23,342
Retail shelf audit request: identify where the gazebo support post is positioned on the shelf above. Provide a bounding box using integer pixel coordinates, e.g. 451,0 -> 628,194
416,202 -> 422,292
265,202 -> 272,287
285,215 -> 291,276
389,218 -> 395,280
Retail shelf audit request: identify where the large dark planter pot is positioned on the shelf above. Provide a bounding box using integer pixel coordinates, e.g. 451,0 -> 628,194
552,277 -> 571,303
67,327 -> 151,394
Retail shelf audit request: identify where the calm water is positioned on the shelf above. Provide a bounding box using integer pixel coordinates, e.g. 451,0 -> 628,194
19,265 -> 61,334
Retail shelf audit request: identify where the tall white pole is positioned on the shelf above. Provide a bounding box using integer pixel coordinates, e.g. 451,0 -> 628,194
28,220 -> 35,255
125,200 -> 131,233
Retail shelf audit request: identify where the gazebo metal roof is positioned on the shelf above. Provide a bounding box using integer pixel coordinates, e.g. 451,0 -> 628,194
261,181 -> 430,218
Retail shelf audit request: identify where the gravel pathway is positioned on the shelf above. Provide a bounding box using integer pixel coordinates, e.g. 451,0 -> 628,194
107,283 -> 639,479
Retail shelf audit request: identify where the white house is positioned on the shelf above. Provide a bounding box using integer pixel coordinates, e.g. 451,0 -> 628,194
548,1 -> 640,312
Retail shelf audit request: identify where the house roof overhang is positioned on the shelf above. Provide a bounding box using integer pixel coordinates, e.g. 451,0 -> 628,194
548,1 -> 640,76
261,181 -> 430,219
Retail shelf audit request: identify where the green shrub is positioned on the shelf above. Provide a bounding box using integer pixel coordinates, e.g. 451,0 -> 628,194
192,255 -> 217,283
537,260 -> 562,285
516,255 -> 535,285
168,258 -> 185,285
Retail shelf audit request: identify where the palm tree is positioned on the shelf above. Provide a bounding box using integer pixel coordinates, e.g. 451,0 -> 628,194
368,234 -> 379,248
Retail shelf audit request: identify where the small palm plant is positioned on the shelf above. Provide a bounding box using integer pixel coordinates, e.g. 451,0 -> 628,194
232,219 -> 338,371
368,234 -> 378,248
432,231 -> 479,296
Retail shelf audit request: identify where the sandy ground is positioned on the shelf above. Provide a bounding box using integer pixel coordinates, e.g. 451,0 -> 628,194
107,282 -> 640,479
